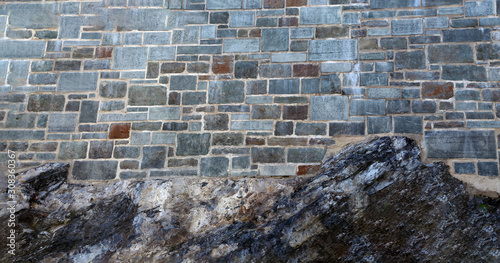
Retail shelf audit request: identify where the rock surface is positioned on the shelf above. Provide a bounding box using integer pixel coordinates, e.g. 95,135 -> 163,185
1,136 -> 499,262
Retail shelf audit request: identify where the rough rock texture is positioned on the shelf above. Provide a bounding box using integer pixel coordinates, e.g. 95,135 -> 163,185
1,136 -> 499,262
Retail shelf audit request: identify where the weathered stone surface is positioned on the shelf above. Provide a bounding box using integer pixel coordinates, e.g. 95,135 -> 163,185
142,146 -> 167,169
208,81 -> 245,103
251,147 -> 285,163
177,133 -> 211,156
287,148 -> 326,163
429,45 -> 474,63
395,51 -> 426,70
310,96 -> 348,120
128,86 -> 167,106
426,130 -> 496,159
422,82 -> 454,99
58,142 -> 88,160
89,141 -> 114,159
442,66 -> 487,81
235,61 -> 258,79
200,157 -> 229,177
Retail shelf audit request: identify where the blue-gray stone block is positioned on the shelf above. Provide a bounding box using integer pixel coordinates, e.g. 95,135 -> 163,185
114,146 -> 140,159
201,157 -> 229,177
5,113 -> 36,128
262,28 -> 289,52
360,73 -> 388,86
368,116 -> 392,134
329,122 -> 365,136
478,162 -> 499,176
173,27 -> 199,44
7,3 -> 59,29
0,40 -> 45,58
230,11 -> 255,27
300,6 -> 341,25
113,47 -> 148,69
439,6 -> 464,15
371,0 -> 419,9
232,156 -> 250,169
425,17 -> 449,29
207,0 -> 242,9
142,146 -> 166,169
183,92 -> 207,105
301,78 -> 320,94
224,39 -> 260,53
73,161 -> 118,180
149,47 -> 176,60
425,130 -> 496,159
456,90 -> 481,101
244,0 -> 261,8
442,65 -> 487,81
428,45 -> 474,63
0,130 -> 45,140
392,19 -> 424,35
288,148 -> 326,163
103,33 -> 122,45
171,75 -> 197,90
443,29 -> 491,42
454,162 -> 476,174
48,113 -> 78,132
149,107 -> 181,120
368,88 -> 400,98
269,79 -> 300,94
177,133 -> 211,156
350,99 -> 386,116
321,74 -> 341,94
58,72 -> 99,92
310,96 -> 348,120
291,28 -> 314,39
394,116 -> 423,134
230,120 -> 274,130
465,0 -> 495,17
259,64 -> 292,78
422,0 -> 462,6
130,132 -> 151,145
343,13 -> 360,25
144,32 -> 171,45
321,63 -> 352,73
309,39 -> 357,61
209,81 -> 245,103
271,53 -> 307,63
59,142 -> 88,160
80,101 -> 99,123
412,101 -> 437,113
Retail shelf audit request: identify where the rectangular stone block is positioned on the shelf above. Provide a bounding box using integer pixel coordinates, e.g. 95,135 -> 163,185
230,11 -> 255,27
58,72 -> 98,92
262,28 -> 289,52
428,45 -> 474,63
73,161 -> 118,180
224,39 -> 260,53
260,164 -> 296,176
149,107 -> 181,120
209,81 -> 245,103
7,3 -> 59,29
465,0 -> 494,17
128,86 -> 167,106
321,63 -> 352,73
144,32 -> 171,45
271,53 -> 307,63
113,47 -> 148,69
170,75 -> 197,90
395,51 -> 426,70
392,19 -> 423,35
149,47 -> 176,60
425,17 -> 449,29
442,66 -> 487,81
425,131 -> 496,159
142,146 -> 166,169
269,79 -> 300,94
350,99 -> 386,116
48,113 -> 78,132
476,44 -> 500,60
422,0 -> 462,6
28,94 -> 65,112
288,148 -> 326,163
360,73 -> 388,86
176,133 -> 211,156
300,6 -> 341,25
310,96 -> 348,120
207,0 -> 242,9
80,101 -> 99,123
259,64 -> 291,78
394,116 -> 423,134
200,157 -> 229,177
291,27 -> 314,39
230,121 -> 274,130
0,131 -> 44,140
5,113 -> 36,128
329,122 -> 365,136
0,40 -> 45,58
252,147 -> 285,163
443,29 -> 491,42
309,39 -> 357,61
371,0 -> 419,9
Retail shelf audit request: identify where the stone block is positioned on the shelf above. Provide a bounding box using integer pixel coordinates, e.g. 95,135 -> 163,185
375,62 -> 394,73
293,64 -> 319,77
412,101 -> 437,113
213,132 -> 244,146
360,73 -> 388,86
230,11 -> 255,27
392,19 -> 423,35
224,39 -> 260,53
368,116 -> 392,134
209,81 -> 245,103
245,0 -> 262,8
301,78 -> 320,94
149,47 -> 176,60
113,47 -> 147,69
142,146 -> 166,169
425,17 -> 449,28
288,148 -> 326,163
395,51 -> 426,70
465,0 -> 494,17
200,157 -> 229,177
295,123 -> 326,135
380,37 -> 407,49
207,0 -> 242,9
168,158 -> 198,167
99,81 -> 127,98
114,146 -> 140,159
321,63 -> 352,73
109,123 -> 131,139
269,79 -> 300,94
59,142 -> 88,159
320,74 -> 341,94
5,113 -> 36,128
89,141 -> 114,159
73,161 -> 118,180
329,122 -> 365,136
151,132 -> 176,144
422,0 -> 462,6
262,28 -> 289,52
310,96 -> 348,120
48,113 -> 78,132
425,131 -> 496,159
309,39 -> 357,61
247,80 -> 267,95
443,29 -> 491,42
128,86 -> 167,106
232,156 -> 250,169
231,121 -> 274,130
80,101 -> 99,123
275,121 -> 294,136
300,6 -> 341,25
161,63 -> 186,74
422,82 -> 454,99
260,164 -> 296,176
205,114 -> 229,130
252,105 -> 281,119
428,45 -> 474,63
316,26 -> 349,39
272,53 -> 307,63
162,122 -> 188,131
149,107 -> 181,120
173,27 -> 199,44
252,147 -> 285,163
29,142 -> 58,152
442,66 -> 487,81
259,64 -> 291,78
58,72 -> 98,92
394,116 -> 423,134
454,162 -> 476,174
476,44 -> 500,60
283,106 -> 308,120
212,56 -> 233,74
477,162 -> 499,176
31,61 -> 53,72
177,133 -> 211,156
182,92 -> 207,105
235,61 -> 258,79
350,99 -> 386,116
7,3 -> 58,29
0,131 -> 45,140
27,95 -> 65,112
371,0 -> 419,9
210,11 -> 229,23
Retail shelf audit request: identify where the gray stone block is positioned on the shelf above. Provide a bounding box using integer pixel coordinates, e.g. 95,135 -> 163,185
7,3 -> 58,29
28,73 -> 58,85
259,64 -> 291,78
329,122 -> 365,136
5,113 -> 36,128
394,116 -> 423,134
101,101 -> 125,111
388,100 -> 411,114
213,132 -> 244,146
412,101 -> 436,113
142,146 -> 167,169
428,45 -> 474,63
262,28 -> 289,52
360,73 -> 388,86
425,17 -> 449,28
454,162 -> 475,174
368,116 -> 392,134
251,105 -> 281,119
425,130 -> 496,159
301,78 -> 320,94
209,81 -> 245,103
252,147 -> 285,163
170,75 -> 197,90
371,0 -> 419,9
200,157 -> 229,177
114,146 -> 140,159
288,148 -> 326,163
422,0 -> 462,6
128,86 -> 167,106
230,11 -> 255,27
235,61 -> 258,79
149,47 -> 176,60
392,19 -> 423,35
89,141 -> 114,159
48,113 -> 78,132
151,132 -> 176,144
476,44 -> 500,60
456,90 -> 481,101
465,0 -> 494,17
59,142 -> 88,160
443,29 -> 491,42
205,114 -> 229,130
380,37 -> 407,49
120,171 -> 147,180
207,0 -> 242,9
300,6 -> 341,25
350,99 -> 386,116
309,39 -> 357,61
144,32 -> 171,45
395,51 -> 426,70
477,162 -> 498,176
58,72 -> 99,92
173,27 -> 199,44
291,27 -> 314,39
442,66 -> 487,81
27,94 -> 65,112
73,161 -> 118,180
0,131 -> 45,140
310,96 -> 348,120
321,74 -> 341,94
99,81 -> 127,98
177,133 -> 211,156
232,156 -> 250,169
80,101 -> 99,123
31,61 -> 53,72
295,123 -> 326,135
230,121 -> 274,130
224,39 -> 260,53
114,47 -> 148,70
269,79 -> 300,94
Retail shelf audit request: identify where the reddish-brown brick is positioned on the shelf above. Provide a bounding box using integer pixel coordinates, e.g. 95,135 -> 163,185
249,29 -> 261,38
283,105 -> 308,120
264,0 -> 284,8
246,137 -> 266,145
286,0 -> 307,6
298,165 -> 321,175
279,17 -> 298,27
212,56 -> 234,74
293,64 -> 319,77
109,123 -> 131,139
96,47 -> 113,58
422,82 -> 454,99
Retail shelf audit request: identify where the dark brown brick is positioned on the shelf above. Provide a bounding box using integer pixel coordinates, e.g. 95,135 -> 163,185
246,137 -> 265,145
212,56 -> 233,74
279,17 -> 298,27
422,82 -> 454,99
169,92 -> 181,105
283,106 -> 308,120
161,62 -> 185,74
286,0 -> 307,6
95,47 -> 112,58
264,0 -> 284,8
249,29 -> 261,37
109,123 -> 131,139
293,64 -> 319,77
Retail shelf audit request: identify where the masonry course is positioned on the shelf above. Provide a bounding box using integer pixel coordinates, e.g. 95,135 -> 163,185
0,0 -> 499,179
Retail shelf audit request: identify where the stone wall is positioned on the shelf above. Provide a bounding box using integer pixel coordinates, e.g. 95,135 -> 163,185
0,0 -> 500,180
